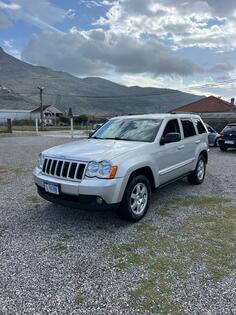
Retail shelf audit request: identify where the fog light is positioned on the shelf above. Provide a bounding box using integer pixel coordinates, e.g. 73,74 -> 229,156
96,197 -> 103,205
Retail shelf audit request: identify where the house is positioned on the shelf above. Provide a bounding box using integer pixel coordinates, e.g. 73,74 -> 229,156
31,105 -> 63,119
170,96 -> 236,130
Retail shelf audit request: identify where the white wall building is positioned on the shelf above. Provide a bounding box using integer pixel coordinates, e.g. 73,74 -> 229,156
0,109 -> 32,120
0,106 -> 63,121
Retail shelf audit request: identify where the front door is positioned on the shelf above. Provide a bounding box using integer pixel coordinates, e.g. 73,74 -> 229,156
157,118 -> 186,185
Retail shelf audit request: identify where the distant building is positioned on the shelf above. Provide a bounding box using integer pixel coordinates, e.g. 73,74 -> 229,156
0,109 -> 32,120
170,96 -> 236,129
0,105 -> 63,121
31,105 -> 63,119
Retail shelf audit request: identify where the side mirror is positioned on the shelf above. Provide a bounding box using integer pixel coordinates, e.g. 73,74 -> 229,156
160,132 -> 181,145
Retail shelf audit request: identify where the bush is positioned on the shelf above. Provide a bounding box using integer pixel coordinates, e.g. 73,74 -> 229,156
74,115 -> 88,125
59,115 -> 70,124
12,119 -> 34,126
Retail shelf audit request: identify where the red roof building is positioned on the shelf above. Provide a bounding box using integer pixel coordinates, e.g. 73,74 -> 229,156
171,96 -> 236,113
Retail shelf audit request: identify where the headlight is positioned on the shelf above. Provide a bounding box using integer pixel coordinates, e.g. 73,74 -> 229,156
86,161 -> 118,179
37,153 -> 44,169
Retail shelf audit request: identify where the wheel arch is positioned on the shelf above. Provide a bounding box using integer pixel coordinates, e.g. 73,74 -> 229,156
125,166 -> 156,192
200,150 -> 208,164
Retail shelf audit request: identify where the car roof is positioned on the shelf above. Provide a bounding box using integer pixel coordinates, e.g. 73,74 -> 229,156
113,113 -> 201,120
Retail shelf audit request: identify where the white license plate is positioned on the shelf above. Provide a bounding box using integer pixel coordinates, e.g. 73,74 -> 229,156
44,182 -> 60,195
225,140 -> 234,144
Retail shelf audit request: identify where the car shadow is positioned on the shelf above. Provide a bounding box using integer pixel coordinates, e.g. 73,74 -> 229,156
29,178 -> 191,233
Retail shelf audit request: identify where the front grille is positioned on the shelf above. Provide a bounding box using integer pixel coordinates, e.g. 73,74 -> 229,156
42,158 -> 86,181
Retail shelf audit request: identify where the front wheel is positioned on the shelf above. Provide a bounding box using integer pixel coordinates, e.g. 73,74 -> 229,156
188,155 -> 206,185
214,138 -> 220,147
118,175 -> 151,222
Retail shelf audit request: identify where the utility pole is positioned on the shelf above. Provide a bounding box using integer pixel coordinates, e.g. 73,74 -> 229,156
37,86 -> 44,130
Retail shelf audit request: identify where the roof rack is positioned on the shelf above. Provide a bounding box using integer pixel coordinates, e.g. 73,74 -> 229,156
170,111 -> 199,114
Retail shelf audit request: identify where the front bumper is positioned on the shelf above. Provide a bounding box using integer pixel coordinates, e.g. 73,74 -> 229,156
33,167 -> 125,206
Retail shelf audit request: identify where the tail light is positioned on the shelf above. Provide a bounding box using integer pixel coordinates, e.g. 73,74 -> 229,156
220,132 -> 224,137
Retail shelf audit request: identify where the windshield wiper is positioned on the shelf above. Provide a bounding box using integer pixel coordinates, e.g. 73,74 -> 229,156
99,137 -> 133,141
90,136 -> 102,139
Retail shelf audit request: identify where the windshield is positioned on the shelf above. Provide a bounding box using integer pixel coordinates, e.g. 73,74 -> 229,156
90,118 -> 163,142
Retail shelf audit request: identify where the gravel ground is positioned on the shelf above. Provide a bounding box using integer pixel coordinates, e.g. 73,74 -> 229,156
0,135 -> 235,315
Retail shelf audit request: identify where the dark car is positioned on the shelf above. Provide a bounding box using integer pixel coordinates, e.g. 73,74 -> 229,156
219,123 -> 236,151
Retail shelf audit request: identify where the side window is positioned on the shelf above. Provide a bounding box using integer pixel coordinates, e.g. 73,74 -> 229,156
162,119 -> 180,137
207,126 -> 213,133
195,119 -> 207,134
181,119 -> 196,138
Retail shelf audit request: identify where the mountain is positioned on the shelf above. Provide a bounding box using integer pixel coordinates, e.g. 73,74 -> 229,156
0,47 -> 202,115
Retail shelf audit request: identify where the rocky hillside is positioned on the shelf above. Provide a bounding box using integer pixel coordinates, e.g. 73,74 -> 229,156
0,47 -> 202,115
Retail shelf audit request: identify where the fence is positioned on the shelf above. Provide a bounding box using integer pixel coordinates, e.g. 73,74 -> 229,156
0,118 -> 12,133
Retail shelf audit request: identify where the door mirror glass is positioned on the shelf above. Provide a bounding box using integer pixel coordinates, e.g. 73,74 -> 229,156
160,132 -> 181,145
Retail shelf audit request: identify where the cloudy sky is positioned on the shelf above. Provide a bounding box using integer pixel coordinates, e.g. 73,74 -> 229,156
1,0 -> 236,98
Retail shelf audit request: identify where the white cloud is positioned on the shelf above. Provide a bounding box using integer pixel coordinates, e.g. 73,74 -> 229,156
64,9 -> 76,19
0,0 -> 67,32
96,0 -> 236,51
3,39 -> 13,48
22,29 -> 203,77
0,1 -> 20,10
79,0 -> 114,8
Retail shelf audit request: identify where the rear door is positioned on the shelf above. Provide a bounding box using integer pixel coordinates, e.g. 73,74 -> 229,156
179,118 -> 199,173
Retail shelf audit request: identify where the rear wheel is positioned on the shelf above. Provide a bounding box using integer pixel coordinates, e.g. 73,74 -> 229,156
118,175 -> 151,222
188,155 -> 206,185
220,146 -> 227,151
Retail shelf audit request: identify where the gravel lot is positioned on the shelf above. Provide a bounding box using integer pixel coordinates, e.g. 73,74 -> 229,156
0,135 -> 235,315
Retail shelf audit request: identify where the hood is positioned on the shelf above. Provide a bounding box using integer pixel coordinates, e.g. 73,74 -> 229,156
43,138 -> 148,162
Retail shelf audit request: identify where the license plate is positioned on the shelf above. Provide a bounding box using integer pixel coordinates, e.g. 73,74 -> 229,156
44,182 -> 60,195
225,140 -> 234,144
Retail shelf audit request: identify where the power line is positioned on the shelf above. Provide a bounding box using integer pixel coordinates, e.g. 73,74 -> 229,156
6,76 -> 236,100
188,77 -> 236,90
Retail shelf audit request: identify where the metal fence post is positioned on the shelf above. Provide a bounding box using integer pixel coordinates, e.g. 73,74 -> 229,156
7,119 -> 12,133
35,118 -> 39,135
71,118 -> 74,139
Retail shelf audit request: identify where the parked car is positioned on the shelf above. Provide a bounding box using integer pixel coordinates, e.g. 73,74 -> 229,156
218,123 -> 236,151
33,114 -> 208,222
206,123 -> 221,147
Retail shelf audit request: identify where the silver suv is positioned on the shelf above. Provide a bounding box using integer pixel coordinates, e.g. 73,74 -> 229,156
33,114 -> 208,221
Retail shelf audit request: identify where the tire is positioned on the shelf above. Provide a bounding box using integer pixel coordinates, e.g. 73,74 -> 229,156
118,175 -> 151,222
220,146 -> 227,151
188,155 -> 206,185
214,138 -> 220,147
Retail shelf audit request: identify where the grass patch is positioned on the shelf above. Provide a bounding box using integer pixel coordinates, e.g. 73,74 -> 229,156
111,196 -> 236,314
0,165 -> 29,182
75,294 -> 84,305
53,243 -> 67,252
26,195 -> 41,204
62,233 -> 73,241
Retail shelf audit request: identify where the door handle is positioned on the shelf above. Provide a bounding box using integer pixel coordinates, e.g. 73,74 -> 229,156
178,145 -> 185,150
195,140 -> 200,144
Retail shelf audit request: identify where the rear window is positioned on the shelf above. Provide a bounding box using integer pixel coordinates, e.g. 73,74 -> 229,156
181,119 -> 196,138
194,119 -> 207,134
224,125 -> 236,132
